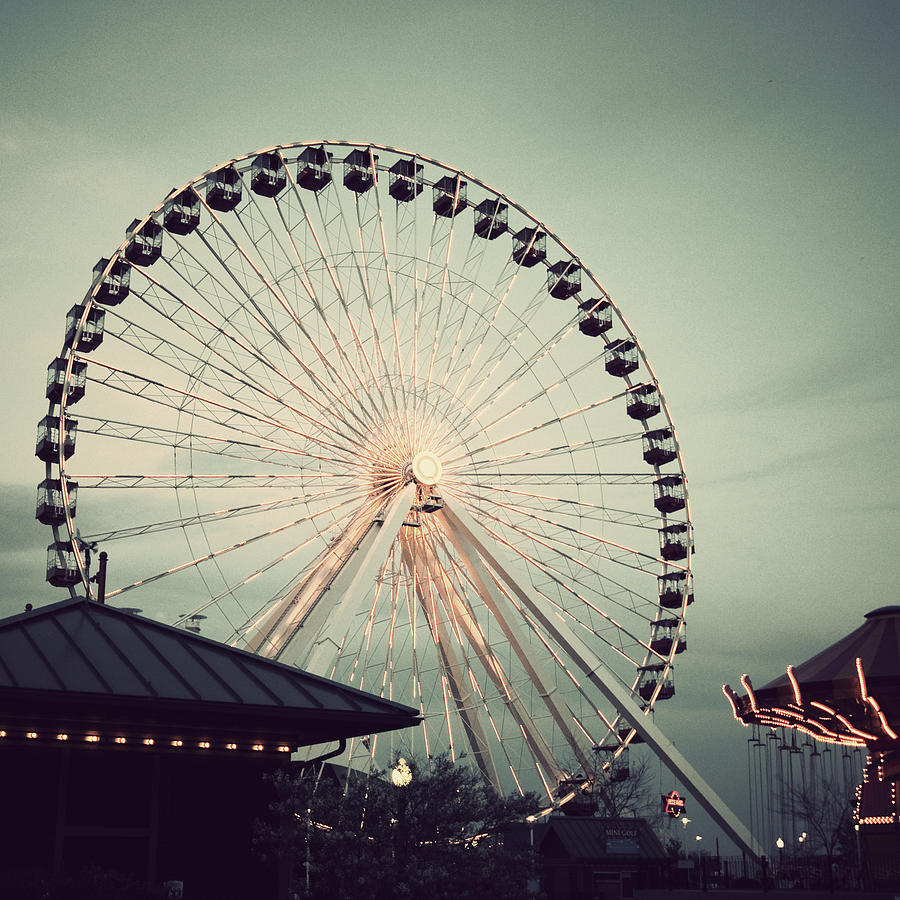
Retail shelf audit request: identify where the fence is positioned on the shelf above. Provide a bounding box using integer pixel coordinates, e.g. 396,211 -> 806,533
658,854 -> 900,893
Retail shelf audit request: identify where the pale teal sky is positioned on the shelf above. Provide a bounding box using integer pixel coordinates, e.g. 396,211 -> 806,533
2,0 -> 898,852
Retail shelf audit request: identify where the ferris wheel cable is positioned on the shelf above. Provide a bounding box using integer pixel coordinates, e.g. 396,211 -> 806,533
450,431 -> 644,472
468,515 -> 660,658
444,392 -> 635,467
190,209 -> 377,429
103,494 -> 364,600
346,182 -> 407,417
433,230 -> 494,398
78,485 -> 362,544
455,358 -> 631,450
452,297 -> 607,446
102,310 -> 371,456
84,360 -> 389,471
458,488 -> 677,574
421,216 -> 474,406
134,257 -> 374,440
75,416 -> 331,469
267,198 -> 385,435
69,473 -> 360,490
441,253 -> 525,401
420,535 -> 587,787
299,185 -> 396,420
472,486 -> 664,531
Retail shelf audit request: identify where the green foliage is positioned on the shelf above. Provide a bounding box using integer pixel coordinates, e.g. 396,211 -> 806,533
4,866 -> 162,900
258,754 -> 539,900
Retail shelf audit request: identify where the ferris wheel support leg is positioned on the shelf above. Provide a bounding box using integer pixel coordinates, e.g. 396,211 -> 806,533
427,531 -> 564,798
442,498 -> 764,860
273,484 -> 417,671
440,507 -> 596,781
400,540 -> 503,791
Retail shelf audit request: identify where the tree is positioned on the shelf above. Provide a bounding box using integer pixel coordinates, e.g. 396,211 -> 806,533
592,753 -> 659,820
257,754 -> 539,900
784,778 -> 856,867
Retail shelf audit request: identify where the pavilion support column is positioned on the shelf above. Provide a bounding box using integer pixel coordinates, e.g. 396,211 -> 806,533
52,743 -> 70,875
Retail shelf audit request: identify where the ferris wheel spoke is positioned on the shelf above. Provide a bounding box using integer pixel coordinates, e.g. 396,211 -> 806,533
461,503 -> 661,637
464,367 -> 630,448
70,474 -> 358,490
236,178 -> 396,426
303,184 -> 395,418
270,184 -> 385,434
472,472 -> 660,486
451,433 -> 644,475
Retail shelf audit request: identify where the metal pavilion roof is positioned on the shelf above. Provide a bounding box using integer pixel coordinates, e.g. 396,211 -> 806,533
723,606 -> 900,750
0,596 -> 420,751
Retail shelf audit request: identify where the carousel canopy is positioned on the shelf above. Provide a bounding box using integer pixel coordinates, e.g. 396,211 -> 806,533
723,606 -> 900,749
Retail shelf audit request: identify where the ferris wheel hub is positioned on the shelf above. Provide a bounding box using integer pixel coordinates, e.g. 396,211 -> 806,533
411,451 -> 442,486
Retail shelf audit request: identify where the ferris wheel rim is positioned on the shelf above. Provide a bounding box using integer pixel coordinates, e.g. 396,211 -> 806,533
44,139 -> 694,802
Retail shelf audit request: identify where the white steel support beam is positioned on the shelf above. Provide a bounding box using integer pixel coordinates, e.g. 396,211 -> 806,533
429,533 -> 562,796
401,538 -> 502,790
440,508 -> 596,780
296,484 -> 416,675
442,497 -> 764,859
238,500 -> 381,657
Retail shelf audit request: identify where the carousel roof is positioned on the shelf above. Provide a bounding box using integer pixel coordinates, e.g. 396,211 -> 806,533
723,606 -> 900,749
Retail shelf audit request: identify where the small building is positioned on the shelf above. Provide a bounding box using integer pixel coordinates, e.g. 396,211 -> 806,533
0,597 -> 420,899
526,816 -> 668,900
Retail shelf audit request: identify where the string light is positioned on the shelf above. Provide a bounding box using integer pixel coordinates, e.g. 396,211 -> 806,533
0,728 -> 294,753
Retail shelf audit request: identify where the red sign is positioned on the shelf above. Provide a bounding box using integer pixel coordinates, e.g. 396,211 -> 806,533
662,790 -> 686,818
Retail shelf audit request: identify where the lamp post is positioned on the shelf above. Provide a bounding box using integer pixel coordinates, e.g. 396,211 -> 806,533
776,837 -> 784,883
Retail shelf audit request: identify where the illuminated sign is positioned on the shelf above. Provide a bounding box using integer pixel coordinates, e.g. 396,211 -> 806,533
662,790 -> 686,818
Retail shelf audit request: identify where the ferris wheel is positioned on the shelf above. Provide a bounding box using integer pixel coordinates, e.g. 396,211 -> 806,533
37,141 -> 694,809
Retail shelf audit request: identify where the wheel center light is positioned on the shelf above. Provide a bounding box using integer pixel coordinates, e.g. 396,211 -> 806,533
411,451 -> 442,486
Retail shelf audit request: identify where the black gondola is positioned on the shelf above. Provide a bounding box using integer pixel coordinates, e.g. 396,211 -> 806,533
433,175 -> 467,217
297,146 -> 333,191
474,198 -> 507,239
250,152 -> 286,197
511,227 -> 546,267
388,158 -> 423,201
35,415 -> 77,463
343,149 -> 377,193
205,164 -> 243,211
92,257 -> 130,305
163,187 -> 201,235
65,304 -> 105,352
124,219 -> 163,266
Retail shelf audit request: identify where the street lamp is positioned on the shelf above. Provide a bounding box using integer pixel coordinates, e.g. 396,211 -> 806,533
391,757 -> 412,787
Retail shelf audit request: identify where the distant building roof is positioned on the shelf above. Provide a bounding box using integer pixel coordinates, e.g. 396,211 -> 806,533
0,597 -> 420,750
520,816 -> 666,861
